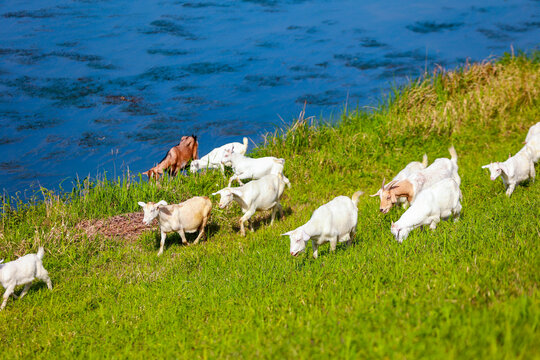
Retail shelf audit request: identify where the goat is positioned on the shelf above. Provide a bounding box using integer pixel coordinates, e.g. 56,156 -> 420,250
1,247 -> 52,310
221,149 -> 290,187
370,154 -> 428,208
525,122 -> 540,144
212,174 -> 288,236
391,178 -> 462,242
282,191 -> 363,259
190,137 -> 248,174
138,196 -> 212,255
143,135 -> 199,179
481,146 -> 535,197
375,146 -> 460,214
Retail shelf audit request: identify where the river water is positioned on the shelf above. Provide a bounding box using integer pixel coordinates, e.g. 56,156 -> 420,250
0,0 -> 539,196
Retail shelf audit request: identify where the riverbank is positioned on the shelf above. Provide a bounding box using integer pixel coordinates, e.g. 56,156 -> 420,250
1,52 -> 539,358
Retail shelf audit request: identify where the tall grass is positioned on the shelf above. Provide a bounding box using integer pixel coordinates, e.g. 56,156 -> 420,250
0,52 -> 538,359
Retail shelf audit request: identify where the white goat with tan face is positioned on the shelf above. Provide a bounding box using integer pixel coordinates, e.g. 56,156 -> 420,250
138,197 -> 212,255
1,247 -> 52,310
481,146 -> 535,197
282,191 -> 363,259
390,178 -> 462,242
212,174 -> 287,236
220,149 -> 290,187
370,154 -> 428,208
374,147 -> 459,214
190,137 -> 249,174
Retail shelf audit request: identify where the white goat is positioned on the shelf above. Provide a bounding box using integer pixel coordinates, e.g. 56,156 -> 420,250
138,196 -> 212,255
221,149 -> 290,187
282,191 -> 363,259
370,154 -> 428,208
190,137 -> 248,174
525,122 -> 540,144
212,174 -> 288,236
391,178 -> 462,243
375,147 -> 460,213
481,146 -> 535,197
524,135 -> 540,163
1,247 -> 52,310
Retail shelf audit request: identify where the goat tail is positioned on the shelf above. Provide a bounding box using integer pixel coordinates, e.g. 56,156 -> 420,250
37,247 -> 45,260
351,190 -> 364,206
241,137 -> 249,155
448,146 -> 458,163
422,153 -> 428,167
278,172 -> 291,189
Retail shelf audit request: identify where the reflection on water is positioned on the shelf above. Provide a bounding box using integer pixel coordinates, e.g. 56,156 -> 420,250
0,0 -> 539,195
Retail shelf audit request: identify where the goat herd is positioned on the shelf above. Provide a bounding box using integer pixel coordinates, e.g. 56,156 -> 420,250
1,123 -> 539,310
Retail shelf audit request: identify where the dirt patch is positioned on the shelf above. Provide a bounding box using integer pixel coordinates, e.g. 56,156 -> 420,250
75,212 -> 155,241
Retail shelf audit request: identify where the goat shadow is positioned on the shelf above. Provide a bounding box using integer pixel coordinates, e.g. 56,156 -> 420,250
231,206 -> 293,233
154,223 -> 220,251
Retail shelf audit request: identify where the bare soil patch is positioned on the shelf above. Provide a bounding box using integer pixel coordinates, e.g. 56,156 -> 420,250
75,212 -> 154,241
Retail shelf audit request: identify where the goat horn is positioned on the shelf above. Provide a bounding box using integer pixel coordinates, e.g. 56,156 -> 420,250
381,177 -> 385,189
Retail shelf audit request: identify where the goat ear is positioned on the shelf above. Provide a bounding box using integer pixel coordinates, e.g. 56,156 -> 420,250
231,189 -> 243,197
142,171 -> 150,177
0,259 -> 4,264
390,192 -> 397,203
157,200 -> 168,207
481,165 -> 489,169
281,230 -> 294,236
369,189 -> 381,197
300,229 -> 310,242
137,201 -> 146,207
211,190 -> 222,196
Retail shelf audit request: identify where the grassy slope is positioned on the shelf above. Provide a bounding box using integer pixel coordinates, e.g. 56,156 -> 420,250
0,53 -> 539,359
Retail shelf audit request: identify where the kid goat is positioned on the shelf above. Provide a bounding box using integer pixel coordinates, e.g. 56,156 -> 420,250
143,135 -> 199,179
391,178 -> 462,242
190,137 -> 249,174
138,196 -> 212,255
282,191 -> 364,259
481,146 -> 535,197
1,247 -> 52,310
212,173 -> 288,236
220,149 -> 290,187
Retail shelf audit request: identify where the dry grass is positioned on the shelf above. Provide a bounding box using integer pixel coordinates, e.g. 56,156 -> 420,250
386,57 -> 540,137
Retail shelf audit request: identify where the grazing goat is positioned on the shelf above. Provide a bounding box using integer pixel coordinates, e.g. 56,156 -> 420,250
391,178 -> 462,242
138,196 -> 212,255
375,147 -> 460,214
190,137 -> 249,174
221,149 -> 290,187
525,122 -> 540,144
282,191 -> 363,259
481,146 -> 535,197
143,135 -> 199,179
1,247 -> 52,310
370,154 -> 428,208
212,174 -> 288,236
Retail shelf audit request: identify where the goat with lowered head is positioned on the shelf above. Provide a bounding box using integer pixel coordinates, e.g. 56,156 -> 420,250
138,196 -> 212,255
190,137 -> 248,174
143,135 -> 199,179
212,173 -> 288,236
282,191 -> 363,259
370,154 -> 428,208
374,146 -> 460,214
220,148 -> 290,187
1,247 -> 52,310
481,146 -> 535,197
391,177 -> 462,243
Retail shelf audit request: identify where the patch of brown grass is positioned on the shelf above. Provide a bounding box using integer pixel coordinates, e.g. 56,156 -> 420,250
75,212 -> 153,241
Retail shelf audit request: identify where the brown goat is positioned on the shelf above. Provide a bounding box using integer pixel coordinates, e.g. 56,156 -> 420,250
143,135 -> 199,179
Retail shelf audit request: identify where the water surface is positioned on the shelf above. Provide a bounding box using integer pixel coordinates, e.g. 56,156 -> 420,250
0,0 -> 539,195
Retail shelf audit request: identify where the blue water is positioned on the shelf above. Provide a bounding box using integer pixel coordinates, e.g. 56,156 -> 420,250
0,0 -> 539,196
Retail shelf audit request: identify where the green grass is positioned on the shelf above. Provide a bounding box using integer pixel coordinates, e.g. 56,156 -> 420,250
1,52 -> 539,359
